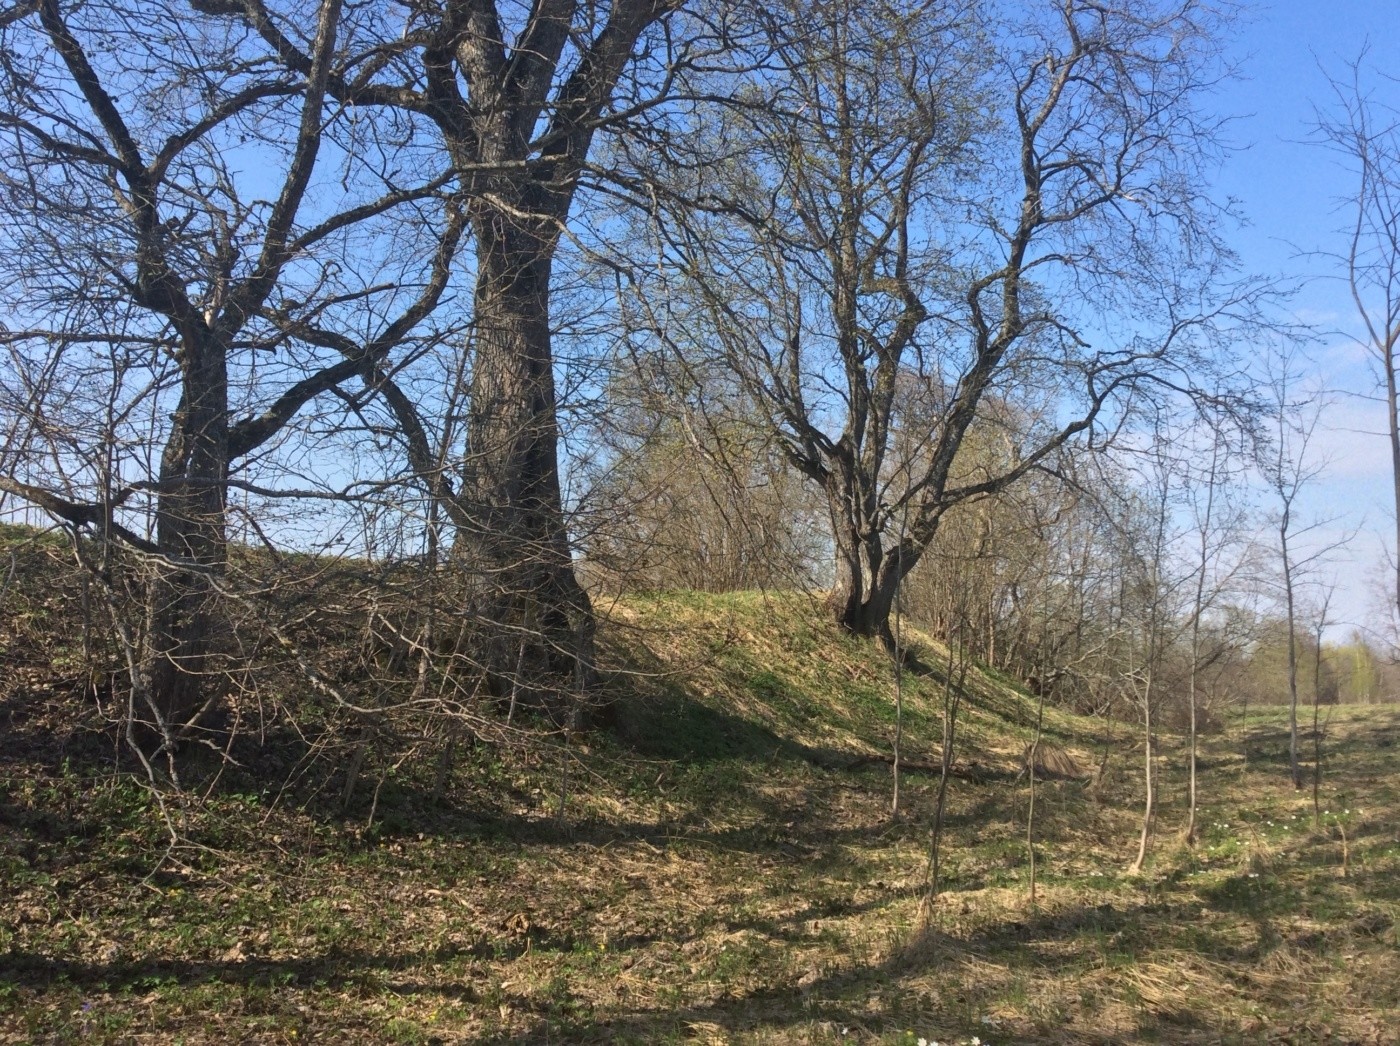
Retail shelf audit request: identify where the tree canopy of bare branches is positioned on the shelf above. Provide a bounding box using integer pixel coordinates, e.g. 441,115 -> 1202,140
1314,51 -> 1400,634
0,0 -> 464,738
621,0 -> 1269,645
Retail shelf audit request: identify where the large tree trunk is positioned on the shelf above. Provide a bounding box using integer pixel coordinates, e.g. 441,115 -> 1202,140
142,342 -> 230,737
826,468 -> 924,648
386,0 -> 676,718
828,523 -> 908,649
457,202 -> 594,712
830,566 -> 898,647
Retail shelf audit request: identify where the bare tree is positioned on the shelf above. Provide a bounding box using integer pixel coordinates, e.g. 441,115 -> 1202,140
631,0 -> 1265,647
1310,586 -> 1336,825
1314,52 -> 1400,631
1256,343 -> 1342,790
0,0 -> 463,741
211,0 -> 736,702
1123,450 -> 1175,875
920,576 -> 971,922
1183,434 -> 1220,844
1181,416 -> 1254,843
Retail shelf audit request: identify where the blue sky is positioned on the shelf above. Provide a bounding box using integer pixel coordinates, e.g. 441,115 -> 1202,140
1210,0 -> 1400,638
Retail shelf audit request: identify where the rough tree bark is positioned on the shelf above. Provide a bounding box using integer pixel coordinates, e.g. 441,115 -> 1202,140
459,198 -> 597,695
827,506 -> 915,648
291,0 -> 683,698
144,343 -> 233,730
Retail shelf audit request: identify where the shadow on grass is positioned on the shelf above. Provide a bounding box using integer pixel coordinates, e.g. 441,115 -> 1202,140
10,831 -> 1389,1045
460,896 -> 1239,1045
1,942 -> 497,999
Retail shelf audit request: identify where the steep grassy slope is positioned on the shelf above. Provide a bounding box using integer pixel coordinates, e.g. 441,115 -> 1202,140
2,546 -> 1398,1043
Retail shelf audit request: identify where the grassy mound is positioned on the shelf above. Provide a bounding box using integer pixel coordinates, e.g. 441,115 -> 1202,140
2,550 -> 1398,1043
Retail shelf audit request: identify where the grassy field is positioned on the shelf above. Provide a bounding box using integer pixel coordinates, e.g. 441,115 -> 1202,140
2,566 -> 1398,1043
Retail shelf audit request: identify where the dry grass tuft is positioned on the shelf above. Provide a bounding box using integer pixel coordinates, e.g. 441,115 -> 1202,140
1023,741 -> 1086,780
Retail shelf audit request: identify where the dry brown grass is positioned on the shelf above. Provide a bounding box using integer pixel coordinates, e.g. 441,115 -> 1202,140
2,588 -> 1398,1044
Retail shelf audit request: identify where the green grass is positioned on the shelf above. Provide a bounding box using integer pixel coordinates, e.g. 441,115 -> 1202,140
2,574 -> 1399,1043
